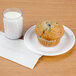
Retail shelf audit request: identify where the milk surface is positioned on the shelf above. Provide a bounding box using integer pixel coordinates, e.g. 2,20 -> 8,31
3,12 -> 23,39
4,12 -> 21,18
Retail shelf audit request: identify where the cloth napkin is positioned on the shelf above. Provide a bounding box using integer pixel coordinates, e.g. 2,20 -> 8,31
0,32 -> 42,69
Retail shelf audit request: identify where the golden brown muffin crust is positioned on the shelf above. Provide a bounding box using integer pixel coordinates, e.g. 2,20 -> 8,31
35,20 -> 64,40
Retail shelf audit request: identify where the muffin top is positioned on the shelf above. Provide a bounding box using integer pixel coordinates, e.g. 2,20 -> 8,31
35,20 -> 64,40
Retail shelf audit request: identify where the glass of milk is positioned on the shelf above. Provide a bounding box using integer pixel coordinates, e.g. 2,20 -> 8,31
3,8 -> 23,39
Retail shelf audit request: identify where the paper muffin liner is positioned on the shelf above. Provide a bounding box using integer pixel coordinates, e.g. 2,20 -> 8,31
37,36 -> 60,47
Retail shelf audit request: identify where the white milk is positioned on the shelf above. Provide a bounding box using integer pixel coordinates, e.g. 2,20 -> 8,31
3,12 -> 23,39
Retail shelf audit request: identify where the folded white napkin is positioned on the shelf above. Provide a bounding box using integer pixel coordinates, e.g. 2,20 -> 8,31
0,32 -> 42,69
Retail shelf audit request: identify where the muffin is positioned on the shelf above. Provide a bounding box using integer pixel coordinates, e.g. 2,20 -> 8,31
35,20 -> 64,47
